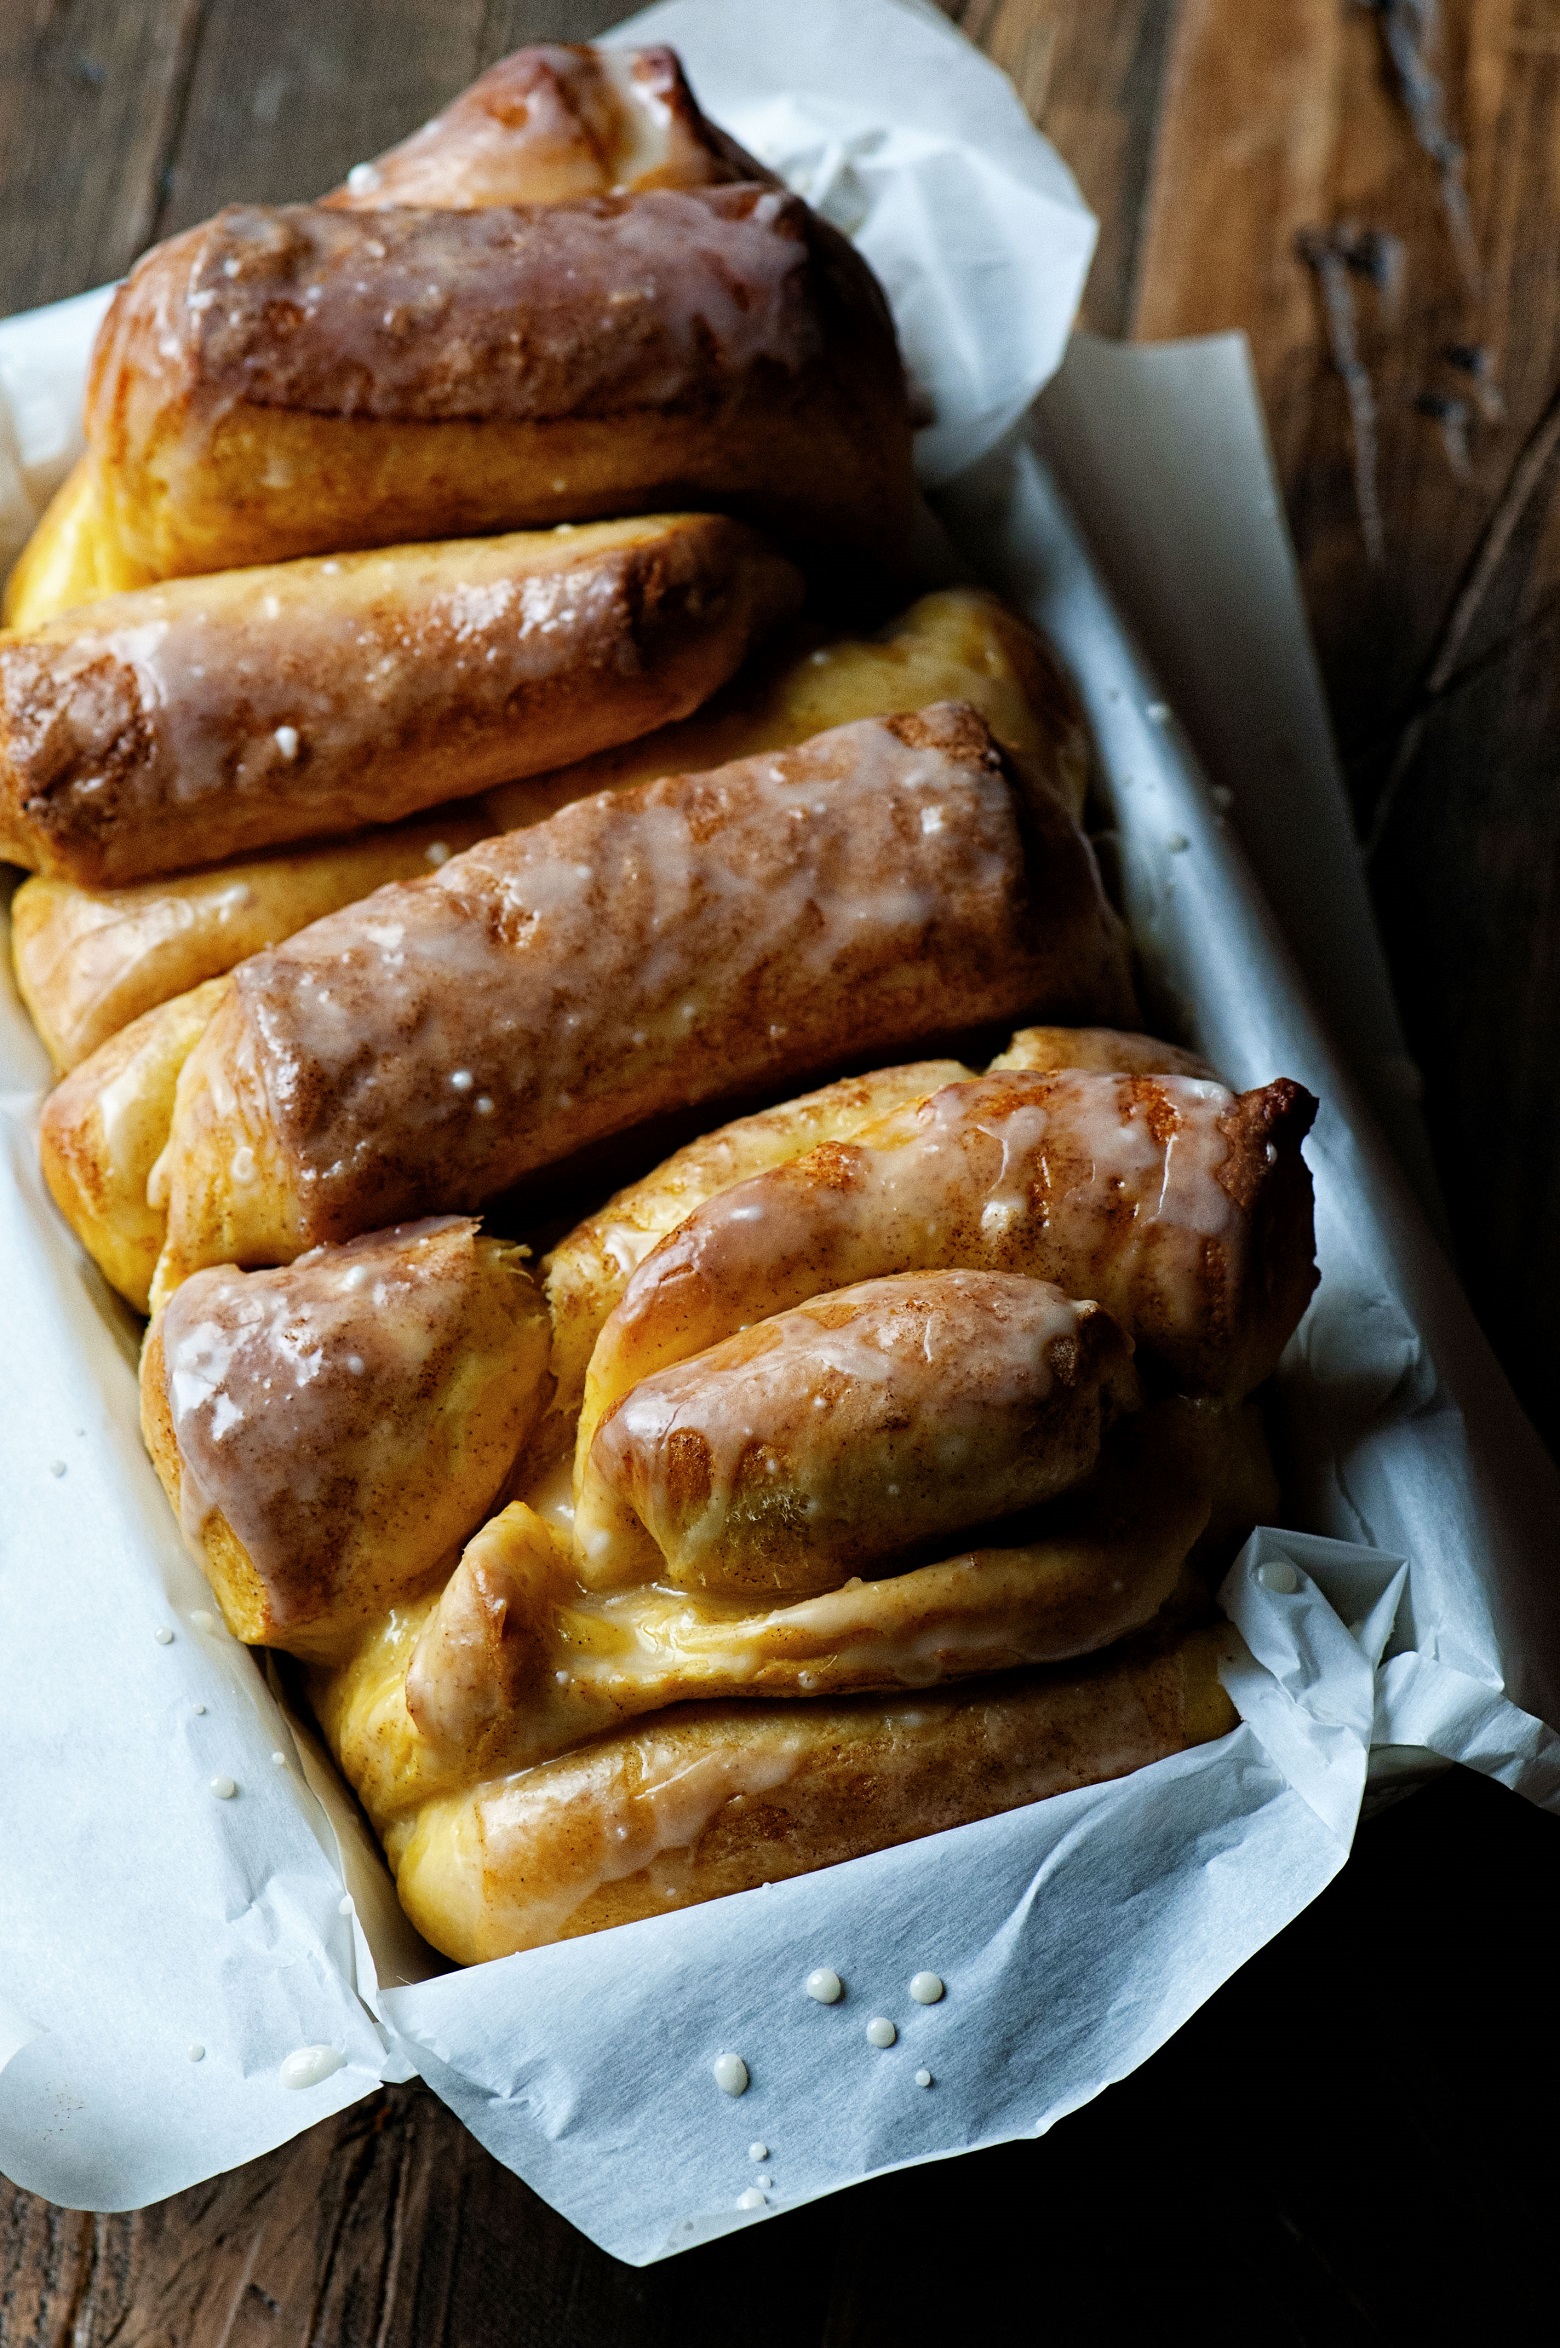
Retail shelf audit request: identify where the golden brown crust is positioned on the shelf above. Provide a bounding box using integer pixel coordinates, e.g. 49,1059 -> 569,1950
85,188 -> 913,583
382,1623 -> 1239,1962
992,1024 -> 1217,1080
575,1271 -> 1140,1597
0,514 -> 802,886
10,813 -> 496,1071
141,1220 -> 551,1661
578,1068 -> 1318,1446
38,977 -> 228,1312
14,588 -> 1084,1080
151,704 -> 1136,1290
324,44 -> 764,212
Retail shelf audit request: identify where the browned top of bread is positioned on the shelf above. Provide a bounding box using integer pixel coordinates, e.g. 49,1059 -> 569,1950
88,185 -> 900,430
153,703 -> 1136,1274
326,44 -> 765,210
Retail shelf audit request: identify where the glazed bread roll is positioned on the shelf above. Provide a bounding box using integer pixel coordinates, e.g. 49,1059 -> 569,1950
573,1271 -> 1139,1595
343,1623 -> 1240,1963
2,41 -> 762,633
140,1218 -> 549,1662
84,186 -> 913,587
994,1023 -> 1215,1080
149,704 -> 1135,1294
485,585 -> 1093,831
0,513 -> 800,887
539,1025 -> 1218,1459
398,1402 -> 1206,1776
13,813 -> 493,1070
539,1059 -> 973,1457
324,43 -> 761,212
579,1066 -> 1318,1435
12,587 -> 1084,1072
39,978 -> 225,1313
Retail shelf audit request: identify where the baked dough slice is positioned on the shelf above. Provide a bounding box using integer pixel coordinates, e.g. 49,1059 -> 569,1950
358,1622 -> 1241,1963
148,704 -> 1134,1298
578,1067 -> 1318,1444
12,585 -> 1084,1075
0,514 -> 800,886
140,1217 -> 549,1662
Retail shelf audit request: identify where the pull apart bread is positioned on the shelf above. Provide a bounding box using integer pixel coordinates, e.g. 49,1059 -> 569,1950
15,586 -> 1085,1072
81,181 -> 909,592
139,1030 -> 1315,1961
143,703 -> 1133,1299
0,516 -> 802,886
8,38 -> 1325,1971
2,42 -> 775,625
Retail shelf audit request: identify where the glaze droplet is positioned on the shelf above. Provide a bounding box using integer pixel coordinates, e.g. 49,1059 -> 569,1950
748,2141 -> 769,2162
915,2069 -> 934,2088
271,1750 -> 288,1766
909,1972 -> 944,2005
737,2187 -> 766,2211
187,2044 -> 205,2063
193,1703 -> 206,1716
273,725 -> 300,761
280,2044 -> 345,2090
209,1776 -> 237,1800
805,1967 -> 843,2005
712,2052 -> 749,2097
190,1609 -> 216,1632
153,1626 -> 174,1645
338,1895 -> 355,1917
48,1460 -> 66,1477
866,2017 -> 897,2048
1257,1558 -> 1299,1595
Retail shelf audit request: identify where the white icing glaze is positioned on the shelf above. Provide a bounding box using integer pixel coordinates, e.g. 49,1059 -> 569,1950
908,1972 -> 944,2004
576,1270 -> 1129,1596
280,2045 -> 346,2090
588,1070 -> 1266,1426
806,1968 -> 844,2005
866,2017 -> 897,2047
712,2052 -> 749,2097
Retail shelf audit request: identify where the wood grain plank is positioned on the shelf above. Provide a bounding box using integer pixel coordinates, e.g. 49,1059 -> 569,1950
0,0 -> 207,312
152,0 -> 491,235
1129,0 -> 1560,1451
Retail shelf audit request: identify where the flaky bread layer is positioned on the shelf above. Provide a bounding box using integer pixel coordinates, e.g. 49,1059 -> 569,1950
577,1070 -> 1318,1462
0,513 -> 801,887
485,586 -> 1094,832
2,41 -> 763,634
385,1624 -> 1240,1963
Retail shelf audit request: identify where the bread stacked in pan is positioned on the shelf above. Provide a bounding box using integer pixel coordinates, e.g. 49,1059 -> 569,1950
3,43 -> 1321,1964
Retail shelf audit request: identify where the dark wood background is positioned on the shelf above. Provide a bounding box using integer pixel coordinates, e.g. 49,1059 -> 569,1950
3,2 -> 1558,2339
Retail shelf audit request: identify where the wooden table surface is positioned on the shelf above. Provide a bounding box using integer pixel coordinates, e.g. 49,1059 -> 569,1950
3,2 -> 1558,2339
